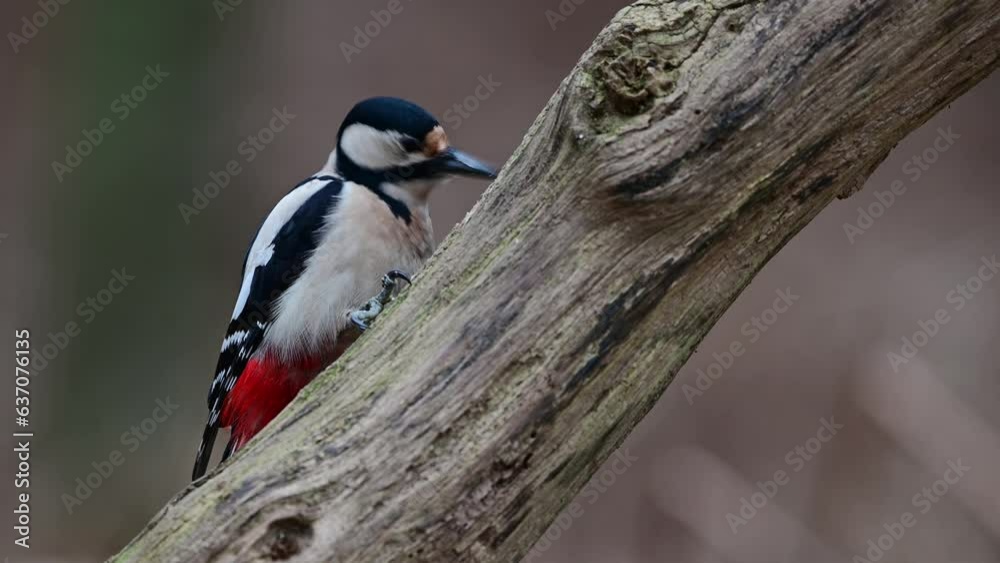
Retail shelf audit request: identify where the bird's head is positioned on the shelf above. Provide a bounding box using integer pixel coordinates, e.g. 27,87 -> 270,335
333,97 -> 496,202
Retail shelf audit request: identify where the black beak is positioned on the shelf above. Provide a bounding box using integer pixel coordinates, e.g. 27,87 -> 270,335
434,148 -> 497,180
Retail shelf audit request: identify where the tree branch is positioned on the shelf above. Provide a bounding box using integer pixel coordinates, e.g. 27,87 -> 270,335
112,1 -> 1000,561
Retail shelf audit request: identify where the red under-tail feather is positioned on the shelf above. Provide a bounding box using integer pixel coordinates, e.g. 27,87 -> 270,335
219,354 -> 324,456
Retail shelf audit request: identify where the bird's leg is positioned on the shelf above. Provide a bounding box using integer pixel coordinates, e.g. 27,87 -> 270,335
349,270 -> 412,332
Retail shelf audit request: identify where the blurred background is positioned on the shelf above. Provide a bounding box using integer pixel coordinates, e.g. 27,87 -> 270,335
1,1 -> 997,561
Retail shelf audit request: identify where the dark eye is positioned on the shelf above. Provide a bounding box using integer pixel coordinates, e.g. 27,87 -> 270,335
401,137 -> 422,153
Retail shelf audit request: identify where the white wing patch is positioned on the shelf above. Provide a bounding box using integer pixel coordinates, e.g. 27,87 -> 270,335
232,243 -> 274,319
230,178 -> 331,320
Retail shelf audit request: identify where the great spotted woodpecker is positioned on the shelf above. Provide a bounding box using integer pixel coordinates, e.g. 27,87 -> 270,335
192,97 -> 496,480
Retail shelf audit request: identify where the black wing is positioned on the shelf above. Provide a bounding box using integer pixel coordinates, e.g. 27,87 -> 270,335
192,176 -> 344,480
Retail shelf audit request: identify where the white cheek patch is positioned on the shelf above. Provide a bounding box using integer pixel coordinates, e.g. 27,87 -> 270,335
340,124 -> 431,170
341,124 -> 404,169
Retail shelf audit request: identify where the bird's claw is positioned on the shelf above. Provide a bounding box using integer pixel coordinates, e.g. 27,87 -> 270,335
385,269 -> 412,286
349,270 -> 412,332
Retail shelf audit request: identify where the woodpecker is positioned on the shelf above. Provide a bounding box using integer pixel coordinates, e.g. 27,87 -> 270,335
191,97 -> 496,480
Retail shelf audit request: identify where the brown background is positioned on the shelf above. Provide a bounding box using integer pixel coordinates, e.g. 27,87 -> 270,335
1,1 -> 997,561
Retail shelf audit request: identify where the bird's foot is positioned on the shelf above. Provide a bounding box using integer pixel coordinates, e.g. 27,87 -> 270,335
349,270 -> 412,332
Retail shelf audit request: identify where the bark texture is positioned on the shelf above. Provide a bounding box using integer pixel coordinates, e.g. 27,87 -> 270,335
111,1 -> 1000,561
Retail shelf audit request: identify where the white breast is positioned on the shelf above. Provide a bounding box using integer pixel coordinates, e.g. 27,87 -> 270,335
263,181 -> 435,359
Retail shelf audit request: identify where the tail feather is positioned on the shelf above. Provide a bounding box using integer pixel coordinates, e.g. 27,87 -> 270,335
219,416 -> 261,463
222,434 -> 240,462
192,424 -> 218,481
194,354 -> 330,480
